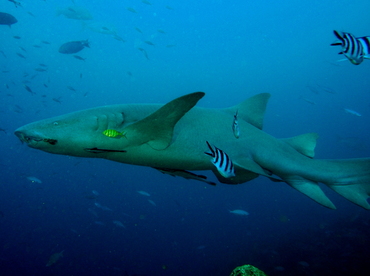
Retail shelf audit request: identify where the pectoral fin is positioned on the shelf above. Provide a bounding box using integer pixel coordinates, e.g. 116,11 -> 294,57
124,92 -> 205,150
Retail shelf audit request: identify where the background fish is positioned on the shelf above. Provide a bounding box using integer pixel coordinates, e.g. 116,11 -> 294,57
46,250 -> 64,267
0,12 -> 17,27
56,6 -> 93,20
331,30 -> 370,65
59,40 -> 90,54
229,209 -> 249,216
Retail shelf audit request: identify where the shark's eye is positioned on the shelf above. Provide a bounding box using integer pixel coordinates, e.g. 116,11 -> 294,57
53,121 -> 59,126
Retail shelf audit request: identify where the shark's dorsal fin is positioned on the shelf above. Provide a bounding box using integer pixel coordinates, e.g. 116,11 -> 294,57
124,92 -> 205,150
282,133 -> 319,158
224,93 -> 270,130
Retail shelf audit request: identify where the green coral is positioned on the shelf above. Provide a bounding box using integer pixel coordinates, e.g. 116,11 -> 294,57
229,264 -> 268,276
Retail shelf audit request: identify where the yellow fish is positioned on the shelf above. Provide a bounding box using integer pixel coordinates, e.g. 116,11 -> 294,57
102,129 -> 126,138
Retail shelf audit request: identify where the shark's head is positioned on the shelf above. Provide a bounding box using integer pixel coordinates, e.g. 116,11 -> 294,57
14,92 -> 205,164
14,106 -> 129,157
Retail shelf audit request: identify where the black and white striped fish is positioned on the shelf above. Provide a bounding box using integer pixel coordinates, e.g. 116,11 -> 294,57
331,30 -> 370,65
205,141 -> 235,178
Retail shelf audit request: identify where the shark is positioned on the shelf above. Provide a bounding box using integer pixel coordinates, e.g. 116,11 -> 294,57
14,92 -> 370,209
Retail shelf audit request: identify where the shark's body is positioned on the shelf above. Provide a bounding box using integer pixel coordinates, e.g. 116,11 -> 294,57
15,92 -> 370,209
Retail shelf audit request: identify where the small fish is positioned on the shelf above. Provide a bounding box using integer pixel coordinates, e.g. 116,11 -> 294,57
92,190 -> 99,196
144,40 -> 155,46
52,97 -> 62,104
19,46 -> 27,52
13,35 -> 21,39
331,30 -> 370,65
34,68 -> 47,72
67,86 -> 76,91
138,48 -> 149,60
102,129 -> 126,138
0,128 -> 6,134
113,34 -> 125,42
113,220 -> 126,228
41,41 -> 51,45
73,55 -> 86,61
33,45 -> 42,48
141,0 -> 152,5
232,110 -> 240,139
135,27 -> 143,34
0,50 -> 6,57
46,250 -> 64,267
229,209 -> 249,216
205,141 -> 235,178
23,84 -> 35,94
27,12 -> 36,17
148,199 -> 156,206
16,52 -> 26,59
8,0 -> 22,8
94,202 -> 112,211
137,190 -> 150,196
299,96 -> 316,105
157,29 -> 166,34
26,176 -> 42,183
39,63 -> 48,67
126,7 -> 137,13
344,108 -> 361,117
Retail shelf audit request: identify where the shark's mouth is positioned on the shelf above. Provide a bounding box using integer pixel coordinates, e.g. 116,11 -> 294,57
14,131 -> 58,146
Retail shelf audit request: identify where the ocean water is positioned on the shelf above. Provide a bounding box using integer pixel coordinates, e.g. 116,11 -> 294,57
1,0 -> 370,275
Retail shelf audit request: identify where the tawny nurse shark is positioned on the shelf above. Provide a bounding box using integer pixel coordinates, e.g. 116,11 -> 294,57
14,92 -> 370,209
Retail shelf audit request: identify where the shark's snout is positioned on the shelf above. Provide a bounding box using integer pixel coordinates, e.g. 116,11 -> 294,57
14,129 -> 57,146
14,129 -> 43,144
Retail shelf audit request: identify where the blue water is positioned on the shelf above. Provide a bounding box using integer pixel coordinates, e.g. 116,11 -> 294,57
1,0 -> 370,275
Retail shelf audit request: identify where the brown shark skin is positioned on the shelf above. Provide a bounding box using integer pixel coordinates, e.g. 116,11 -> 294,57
14,92 -> 370,209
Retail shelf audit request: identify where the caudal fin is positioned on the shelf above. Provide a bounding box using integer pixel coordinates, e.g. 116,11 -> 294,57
324,158 -> 370,209
286,158 -> 370,209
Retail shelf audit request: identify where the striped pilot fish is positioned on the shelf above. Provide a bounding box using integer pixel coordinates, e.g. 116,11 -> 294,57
205,141 -> 235,178
232,110 -> 240,139
331,30 -> 370,65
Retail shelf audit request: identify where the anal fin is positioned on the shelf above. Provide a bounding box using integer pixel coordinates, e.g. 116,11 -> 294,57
285,176 -> 336,209
329,184 -> 370,209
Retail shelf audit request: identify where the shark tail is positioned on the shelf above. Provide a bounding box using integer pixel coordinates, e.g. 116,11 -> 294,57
285,158 -> 370,209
